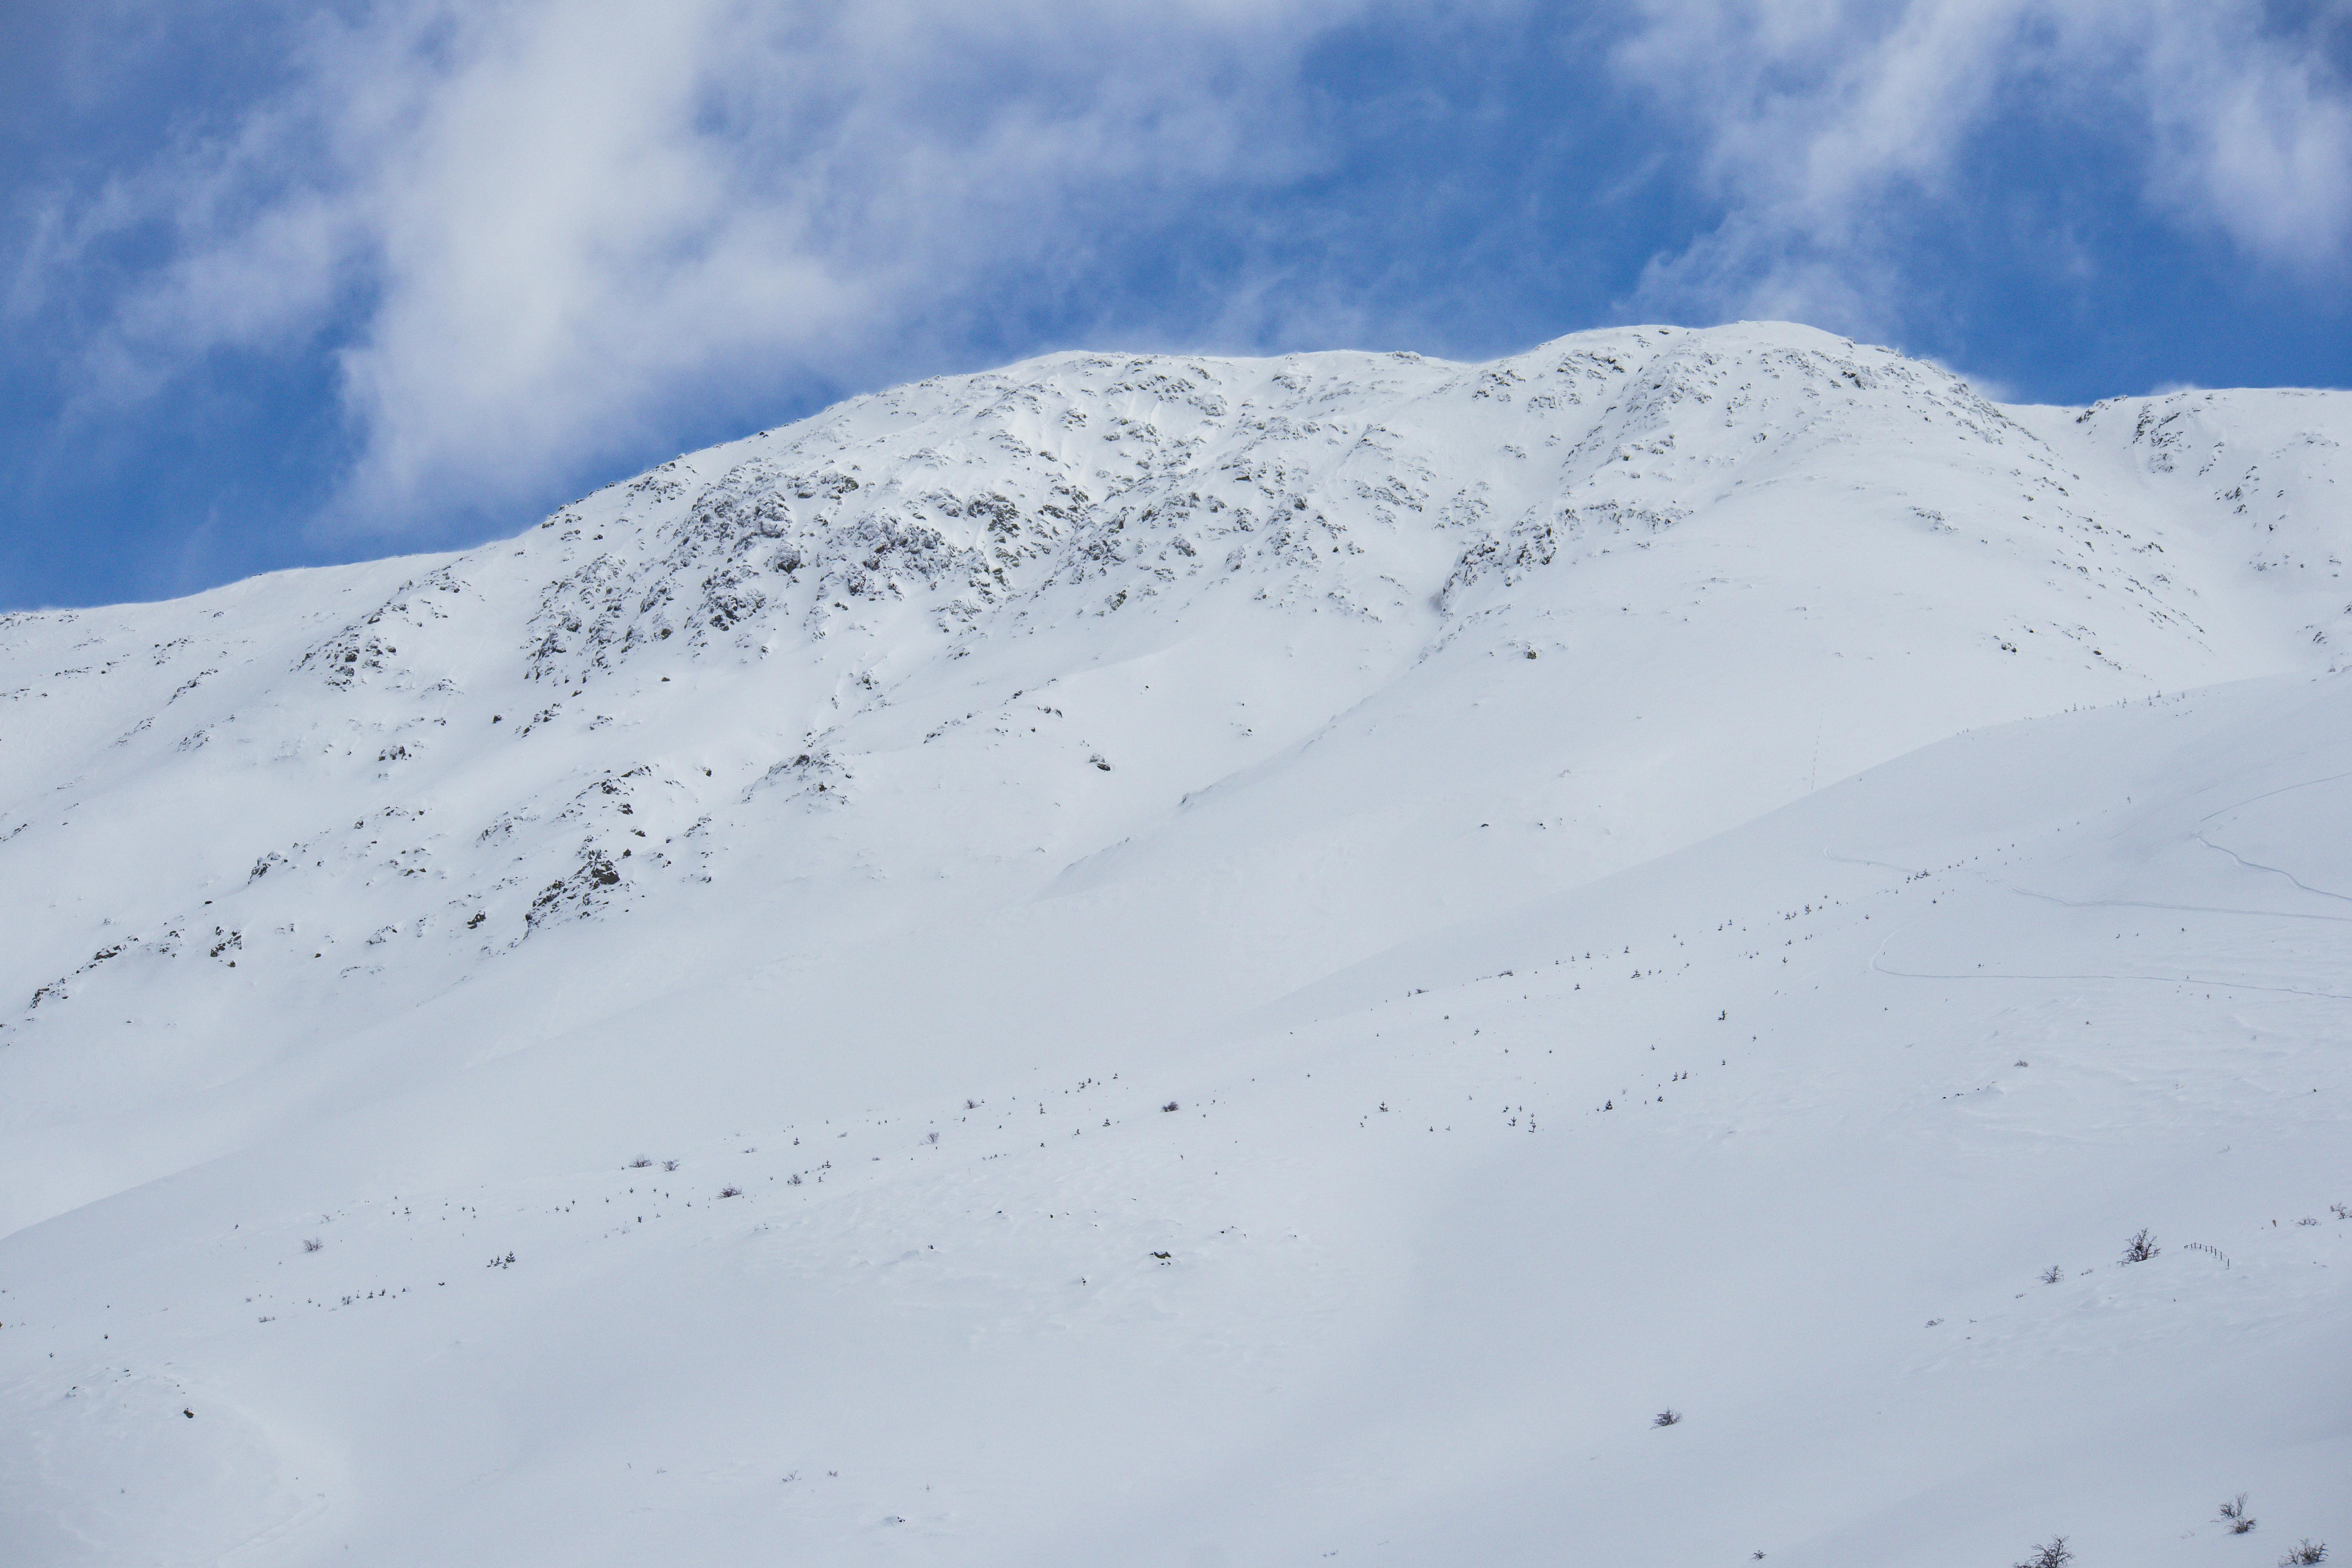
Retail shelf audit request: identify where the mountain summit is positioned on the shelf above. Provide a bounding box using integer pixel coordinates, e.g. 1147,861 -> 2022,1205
4,322 -> 2348,1566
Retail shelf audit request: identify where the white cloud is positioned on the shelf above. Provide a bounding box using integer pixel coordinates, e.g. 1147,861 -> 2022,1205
18,0 -> 2345,541
1612,0 -> 2352,330
22,0 -> 1381,534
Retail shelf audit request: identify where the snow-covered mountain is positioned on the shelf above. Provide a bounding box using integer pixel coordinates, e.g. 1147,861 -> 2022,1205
3,321 -> 2347,1566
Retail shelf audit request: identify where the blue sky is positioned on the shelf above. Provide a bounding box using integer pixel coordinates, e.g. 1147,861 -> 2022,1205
4,0 -> 2349,610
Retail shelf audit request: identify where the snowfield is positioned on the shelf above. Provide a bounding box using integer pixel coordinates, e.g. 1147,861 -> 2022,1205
1,321 -> 2346,1566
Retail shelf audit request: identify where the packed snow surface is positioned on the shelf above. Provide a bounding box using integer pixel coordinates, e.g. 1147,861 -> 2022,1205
2,321 -> 2347,1566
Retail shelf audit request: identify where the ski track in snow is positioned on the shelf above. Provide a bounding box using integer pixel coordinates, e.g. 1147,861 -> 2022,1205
1,321 -> 2348,1566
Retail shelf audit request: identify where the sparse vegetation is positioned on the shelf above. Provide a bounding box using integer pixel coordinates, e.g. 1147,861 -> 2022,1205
2280,1543 -> 2327,1566
718,1186 -> 741,1198
2121,1228 -> 2160,1264
1162,1100 -> 1179,1112
2040,1264 -> 2063,1284
1653,1408 -> 1681,1427
2220,1495 -> 2256,1534
2013,1537 -> 2071,1568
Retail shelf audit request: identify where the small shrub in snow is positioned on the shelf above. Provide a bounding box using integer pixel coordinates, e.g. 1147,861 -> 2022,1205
1162,1100 -> 1179,1112
2219,1495 -> 2256,1534
2296,1216 -> 2318,1226
2279,1543 -> 2327,1566
2040,1265 -> 2063,1284
629,1157 -> 652,1169
1652,1408 -> 1682,1427
302,1238 -> 323,1253
2120,1229 -> 2160,1264
2013,1537 -> 2071,1568
663,1160 -> 679,1172
718,1187 -> 741,1198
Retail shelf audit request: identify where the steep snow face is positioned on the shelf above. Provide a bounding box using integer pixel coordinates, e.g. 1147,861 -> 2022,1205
2,323 -> 2350,1567
5,322 -> 2344,1129
2018,386 -> 2352,657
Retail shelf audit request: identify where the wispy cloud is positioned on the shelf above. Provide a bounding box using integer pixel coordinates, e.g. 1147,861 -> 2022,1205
6,0 -> 2346,561
1612,0 -> 2352,330
14,0 -> 1383,534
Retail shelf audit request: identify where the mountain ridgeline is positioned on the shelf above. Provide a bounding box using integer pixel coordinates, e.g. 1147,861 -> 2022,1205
4,323 -> 2345,1089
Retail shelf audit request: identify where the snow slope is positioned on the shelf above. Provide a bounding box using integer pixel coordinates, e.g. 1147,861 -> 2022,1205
1,321 -> 2347,1566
